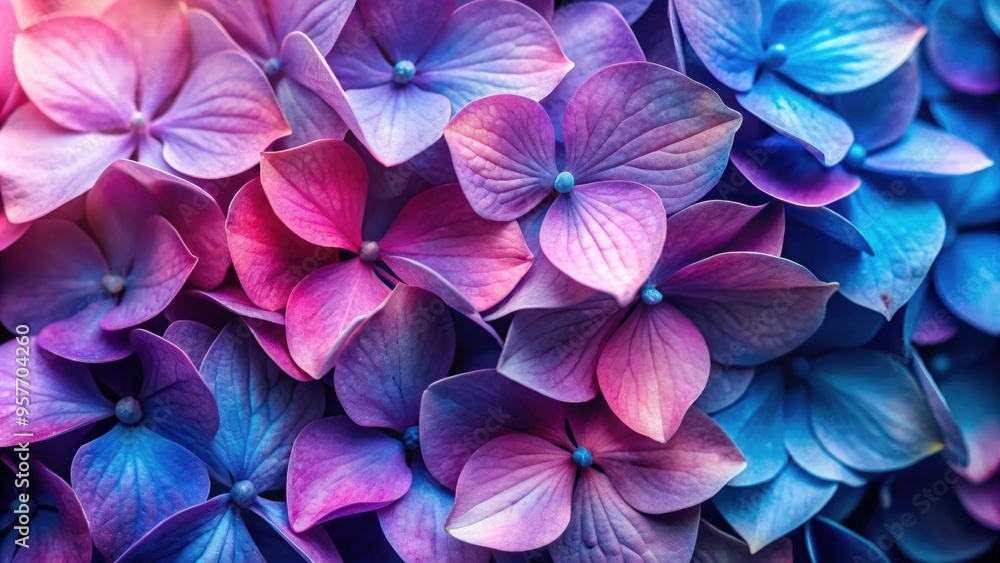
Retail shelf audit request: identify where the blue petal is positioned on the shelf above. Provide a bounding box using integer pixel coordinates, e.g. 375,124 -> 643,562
118,496 -> 263,562
808,349 -> 943,472
807,516 -> 889,563
786,205 -> 872,254
714,462 -> 838,554
673,0 -> 763,91
909,350 -> 969,470
796,293 -> 885,357
711,365 -> 787,487
200,319 -> 326,491
71,425 -> 210,560
784,385 -> 865,486
693,363 -> 755,414
933,232 -> 1000,335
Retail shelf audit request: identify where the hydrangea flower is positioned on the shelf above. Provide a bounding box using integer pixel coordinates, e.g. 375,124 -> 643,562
0,331 -> 219,559
118,319 -> 337,561
499,200 -> 836,441
0,0 -> 289,222
419,370 -> 744,558
0,160 -> 230,362
446,61 -> 742,302
228,139 -> 532,377
286,286 -> 490,561
926,0 -> 1000,96
674,0 -> 925,165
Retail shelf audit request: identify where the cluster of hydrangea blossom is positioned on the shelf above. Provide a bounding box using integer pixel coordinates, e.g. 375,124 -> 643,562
0,0 -> 998,561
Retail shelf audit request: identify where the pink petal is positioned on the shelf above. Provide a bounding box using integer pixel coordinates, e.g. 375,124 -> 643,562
541,181 -> 666,305
100,216 -> 197,331
153,50 -> 290,179
417,0 -> 573,108
187,0 -> 275,60
14,15 -> 136,131
550,470 -> 700,562
498,296 -> 623,402
381,184 -> 533,311
446,433 -> 576,551
662,253 -> 838,365
102,0 -> 189,116
287,417 -> 411,531
228,177 -> 337,310
285,259 -> 391,378
0,104 -> 135,223
444,94 -> 558,221
597,302 -> 710,442
654,199 -> 785,281
0,207 -> 28,251
259,139 -> 367,251
563,62 -> 742,212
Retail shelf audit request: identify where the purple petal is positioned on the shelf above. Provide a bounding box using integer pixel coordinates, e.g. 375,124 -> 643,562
419,369 -> 570,489
550,470 -> 700,562
251,497 -> 343,563
417,0 -> 572,109
736,72 -> 854,166
0,338 -> 111,446
153,51 -> 290,179
347,83 -> 453,167
832,59 -> 920,152
163,320 -> 218,368
71,425 -> 210,560
564,62 -> 742,212
672,0 -> 762,91
275,74 -> 349,148
269,0 -> 352,55
694,519 -> 793,562
662,253 -> 838,365
37,298 -> 132,363
187,0 -> 275,60
444,94 -> 557,221
336,285 -> 455,432
228,177 -> 337,310
956,476 -> 1000,531
446,433 -> 576,551
0,105 -> 134,222
360,0 -> 451,62
100,216 -> 196,331
693,364 -> 756,415
543,2 -> 644,141
324,10 -> 393,90
285,259 -> 391,378
926,0 -> 1000,96
14,16 -> 136,131
287,417 -> 411,531
541,181 -> 666,305
864,123 -> 994,177
259,139 -> 367,251
380,184 -> 533,311
597,303 -> 710,443
378,460 -> 491,563
498,296 -> 622,402
84,166 -> 162,272
187,8 -> 244,63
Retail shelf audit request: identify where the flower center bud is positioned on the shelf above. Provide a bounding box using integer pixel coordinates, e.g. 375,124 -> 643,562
762,43 -> 788,68
571,445 -> 593,468
102,273 -> 126,295
263,57 -> 283,77
230,480 -> 257,508
403,425 -> 420,453
641,286 -> 663,305
930,353 -> 952,374
359,241 -> 380,263
844,143 -> 867,171
393,60 -> 416,85
128,111 -> 147,135
115,397 -> 143,425
789,356 -> 811,379
554,171 -> 575,194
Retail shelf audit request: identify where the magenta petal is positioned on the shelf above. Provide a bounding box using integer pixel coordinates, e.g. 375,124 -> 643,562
0,339 -> 111,446
260,139 -> 367,251
417,0 -> 572,108
378,460 -> 491,563
550,470 -> 700,562
153,51 -> 290,179
541,181 -> 666,306
655,200 -> 785,280
419,370 -> 570,490
187,0 -> 274,60
287,417 -> 412,531
336,286 -> 455,432
381,184 -> 533,311
14,16 -> 136,131
444,94 -> 557,221
863,123 -> 994,177
956,477 -> 1000,531
250,497 -> 343,563
0,105 -> 135,223
498,296 -> 622,402
285,259 -> 391,378
563,62 -> 742,212
101,216 -> 196,331
598,302 -> 710,442
228,177 -> 336,310
663,253 -> 838,365
446,433 -> 576,551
